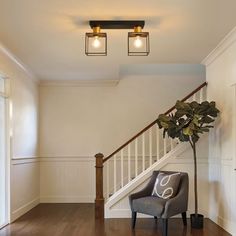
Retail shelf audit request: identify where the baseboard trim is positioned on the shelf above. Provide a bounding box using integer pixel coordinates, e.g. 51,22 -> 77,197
40,196 -> 95,203
209,214 -> 234,235
11,198 -> 40,222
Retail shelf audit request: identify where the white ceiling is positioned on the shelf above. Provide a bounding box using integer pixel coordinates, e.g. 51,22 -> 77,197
0,0 -> 236,81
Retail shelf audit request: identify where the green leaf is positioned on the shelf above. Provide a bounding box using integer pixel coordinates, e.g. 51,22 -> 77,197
156,99 -> 219,146
200,116 -> 214,124
183,127 -> 193,136
192,134 -> 200,143
175,100 -> 191,111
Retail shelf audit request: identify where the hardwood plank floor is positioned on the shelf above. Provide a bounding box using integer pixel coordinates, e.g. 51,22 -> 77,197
0,204 -> 231,236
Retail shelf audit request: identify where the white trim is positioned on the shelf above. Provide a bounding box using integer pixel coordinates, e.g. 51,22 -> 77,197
209,213 -> 234,235
0,78 -> 11,226
10,198 -> 40,222
11,156 -> 95,164
0,223 -> 9,230
12,156 -> 38,160
0,75 -> 10,98
0,72 -> 9,79
202,26 -> 236,66
11,158 -> 39,165
0,42 -> 38,83
39,79 -> 119,87
40,156 -> 95,162
40,196 -> 94,203
5,96 -> 11,225
0,92 -> 8,98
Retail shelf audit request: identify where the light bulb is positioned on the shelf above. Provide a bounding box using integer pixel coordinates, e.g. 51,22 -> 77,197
133,36 -> 143,48
92,36 -> 101,48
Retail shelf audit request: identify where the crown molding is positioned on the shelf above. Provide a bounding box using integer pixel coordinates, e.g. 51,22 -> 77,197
39,79 -> 119,87
0,42 -> 39,83
202,26 -> 236,66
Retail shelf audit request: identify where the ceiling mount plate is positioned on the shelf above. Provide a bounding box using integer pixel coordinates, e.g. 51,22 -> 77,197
89,20 -> 145,29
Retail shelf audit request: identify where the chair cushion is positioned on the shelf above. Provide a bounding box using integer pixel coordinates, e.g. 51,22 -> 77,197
152,172 -> 181,199
132,196 -> 166,217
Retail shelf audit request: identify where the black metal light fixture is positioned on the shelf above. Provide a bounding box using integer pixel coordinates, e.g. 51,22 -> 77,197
85,20 -> 150,56
128,26 -> 150,56
85,26 -> 107,56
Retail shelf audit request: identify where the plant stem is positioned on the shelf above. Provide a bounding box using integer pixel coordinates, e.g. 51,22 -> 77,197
193,142 -> 198,216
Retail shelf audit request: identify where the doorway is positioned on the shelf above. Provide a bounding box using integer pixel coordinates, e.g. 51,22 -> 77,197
0,75 -> 9,228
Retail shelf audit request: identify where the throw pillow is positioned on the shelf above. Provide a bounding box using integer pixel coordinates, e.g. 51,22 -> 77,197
152,172 -> 181,199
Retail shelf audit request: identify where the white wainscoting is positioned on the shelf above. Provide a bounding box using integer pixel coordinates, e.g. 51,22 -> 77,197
208,158 -> 235,235
40,156 -> 95,203
11,157 -> 40,222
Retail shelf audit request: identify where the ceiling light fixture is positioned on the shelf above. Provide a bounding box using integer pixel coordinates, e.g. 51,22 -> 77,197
85,20 -> 150,56
128,26 -> 150,56
85,26 -> 107,56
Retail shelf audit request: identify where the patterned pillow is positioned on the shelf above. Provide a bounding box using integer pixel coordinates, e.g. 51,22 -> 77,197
152,172 -> 181,199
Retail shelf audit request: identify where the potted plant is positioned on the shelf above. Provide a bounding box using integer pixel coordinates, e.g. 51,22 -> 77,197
157,100 -> 219,228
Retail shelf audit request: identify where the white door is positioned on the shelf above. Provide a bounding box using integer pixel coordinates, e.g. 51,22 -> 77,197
0,76 -> 8,228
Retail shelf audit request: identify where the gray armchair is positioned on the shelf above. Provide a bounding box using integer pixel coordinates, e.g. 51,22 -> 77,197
129,171 -> 189,236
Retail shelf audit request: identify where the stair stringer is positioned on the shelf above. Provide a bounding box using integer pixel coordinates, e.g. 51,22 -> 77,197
104,142 -> 189,218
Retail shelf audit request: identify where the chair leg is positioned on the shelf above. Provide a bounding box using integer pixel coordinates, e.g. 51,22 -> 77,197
162,218 -> 168,236
132,212 -> 137,229
181,212 -> 187,226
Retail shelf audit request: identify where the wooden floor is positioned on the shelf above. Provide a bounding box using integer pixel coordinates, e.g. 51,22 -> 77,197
0,204 -> 231,236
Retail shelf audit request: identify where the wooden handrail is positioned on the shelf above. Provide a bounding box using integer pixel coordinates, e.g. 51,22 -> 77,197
103,82 -> 207,163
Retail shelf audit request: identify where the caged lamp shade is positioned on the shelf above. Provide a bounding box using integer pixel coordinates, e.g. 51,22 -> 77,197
85,26 -> 107,56
128,26 -> 150,56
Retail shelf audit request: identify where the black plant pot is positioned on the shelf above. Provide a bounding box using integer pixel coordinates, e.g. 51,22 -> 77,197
190,214 -> 204,229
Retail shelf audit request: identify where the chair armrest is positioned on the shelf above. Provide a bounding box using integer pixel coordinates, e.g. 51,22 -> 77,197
162,173 -> 189,218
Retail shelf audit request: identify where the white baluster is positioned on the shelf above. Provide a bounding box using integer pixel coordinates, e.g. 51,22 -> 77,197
156,125 -> 160,160
121,149 -> 124,187
113,154 -> 116,192
128,144 -> 131,182
135,138 -> 138,177
106,160 -> 109,199
142,133 -> 145,171
149,128 -> 152,166
193,93 -> 197,101
164,138 -> 167,155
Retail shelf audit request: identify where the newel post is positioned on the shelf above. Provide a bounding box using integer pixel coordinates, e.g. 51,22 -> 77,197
95,153 -> 104,219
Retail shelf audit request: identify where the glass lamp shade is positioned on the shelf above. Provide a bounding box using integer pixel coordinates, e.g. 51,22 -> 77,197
128,32 -> 150,56
85,32 -> 107,56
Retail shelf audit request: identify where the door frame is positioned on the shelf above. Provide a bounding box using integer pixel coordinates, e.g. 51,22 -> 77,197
231,83 -> 236,235
0,73 -> 10,228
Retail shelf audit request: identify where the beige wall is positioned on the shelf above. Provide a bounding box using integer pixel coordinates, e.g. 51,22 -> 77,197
0,44 -> 39,221
204,27 -> 236,235
39,72 -> 205,157
39,67 -> 205,203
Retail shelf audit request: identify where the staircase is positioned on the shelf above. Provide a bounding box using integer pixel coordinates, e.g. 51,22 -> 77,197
95,82 -> 207,219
